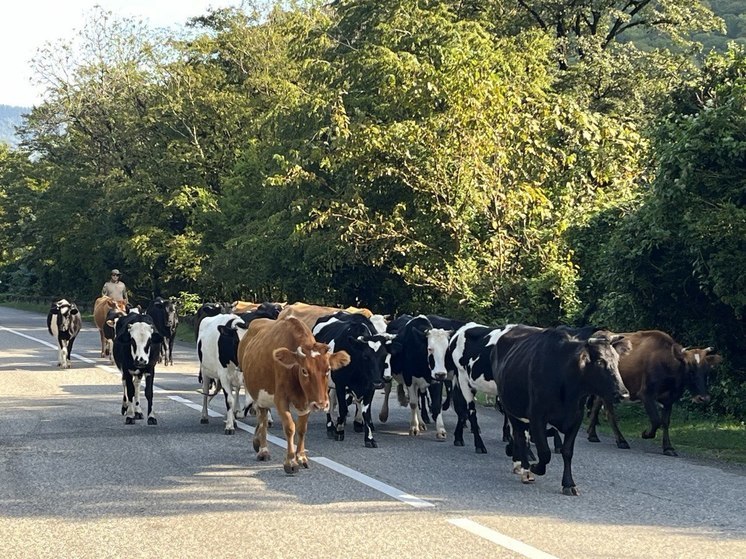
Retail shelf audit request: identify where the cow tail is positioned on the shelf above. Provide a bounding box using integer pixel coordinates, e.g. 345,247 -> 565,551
441,379 -> 453,411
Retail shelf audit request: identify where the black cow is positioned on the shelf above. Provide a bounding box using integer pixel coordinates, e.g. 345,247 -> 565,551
450,322 -> 543,452
313,313 -> 392,448
46,299 -> 82,369
496,328 -> 630,495
238,301 -> 283,325
147,296 -> 179,366
113,313 -> 163,425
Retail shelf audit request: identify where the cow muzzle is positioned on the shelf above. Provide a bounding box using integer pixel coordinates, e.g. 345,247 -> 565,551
433,372 -> 447,382
310,401 -> 329,413
134,358 -> 148,368
691,394 -> 711,404
613,388 -> 630,403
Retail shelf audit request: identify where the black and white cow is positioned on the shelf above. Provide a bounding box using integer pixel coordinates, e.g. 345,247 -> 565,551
238,301 -> 283,324
450,322 -> 543,452
383,315 -> 453,440
147,296 -> 179,366
197,313 -> 249,434
312,313 -> 392,448
496,328 -> 630,495
113,313 -> 163,425
46,299 -> 82,369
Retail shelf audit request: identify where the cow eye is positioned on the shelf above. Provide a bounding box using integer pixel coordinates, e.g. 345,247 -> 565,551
301,368 -> 309,377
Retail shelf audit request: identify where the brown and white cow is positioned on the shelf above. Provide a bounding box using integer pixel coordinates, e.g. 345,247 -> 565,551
239,317 -> 350,474
586,330 -> 722,456
93,296 -> 128,360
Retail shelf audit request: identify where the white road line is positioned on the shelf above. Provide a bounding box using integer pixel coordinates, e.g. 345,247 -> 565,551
312,456 -> 434,508
448,518 -> 560,559
1,321 -> 561,558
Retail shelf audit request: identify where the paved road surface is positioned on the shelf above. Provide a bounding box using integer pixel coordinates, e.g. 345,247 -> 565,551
1,305 -> 744,559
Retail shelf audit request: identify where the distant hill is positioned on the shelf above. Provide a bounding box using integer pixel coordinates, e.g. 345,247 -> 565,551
0,105 -> 29,148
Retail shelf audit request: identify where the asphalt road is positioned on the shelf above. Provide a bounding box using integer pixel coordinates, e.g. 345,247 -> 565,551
1,305 -> 744,559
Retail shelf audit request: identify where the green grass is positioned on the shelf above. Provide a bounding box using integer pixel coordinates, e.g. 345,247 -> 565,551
592,403 -> 746,464
475,391 -> 746,465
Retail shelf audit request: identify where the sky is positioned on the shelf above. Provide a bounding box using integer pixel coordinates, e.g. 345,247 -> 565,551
0,1 -> 246,107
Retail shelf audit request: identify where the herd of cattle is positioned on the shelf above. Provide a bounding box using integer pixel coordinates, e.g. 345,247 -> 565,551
44,296 -> 722,496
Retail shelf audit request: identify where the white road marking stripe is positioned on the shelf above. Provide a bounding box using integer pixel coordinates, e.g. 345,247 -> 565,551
448,518 -> 560,559
0,322 -> 563,558
312,456 -> 435,508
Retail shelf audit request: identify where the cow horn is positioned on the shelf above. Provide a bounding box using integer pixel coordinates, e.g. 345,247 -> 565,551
704,346 -> 715,354
296,346 -> 306,357
587,337 -> 606,343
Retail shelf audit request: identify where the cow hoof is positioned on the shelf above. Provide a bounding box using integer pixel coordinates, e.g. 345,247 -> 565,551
224,428 -> 235,435
475,446 -> 487,454
521,471 -> 535,484
588,434 -> 600,443
335,431 -> 345,442
256,449 -> 270,461
147,417 -> 157,426
562,486 -> 580,496
436,432 -> 447,441
454,439 -> 464,447
326,428 -> 335,439
135,412 -> 144,420
353,421 -> 364,433
267,419 -> 273,428
505,443 -> 513,456
125,417 -> 135,425
409,428 -> 419,436
617,441 -> 630,449
530,463 -> 547,476
664,449 -> 678,457
641,430 -> 655,439
378,413 -> 389,423
284,461 -> 299,475
200,418 -> 209,424
120,406 -> 127,416
365,439 -> 378,448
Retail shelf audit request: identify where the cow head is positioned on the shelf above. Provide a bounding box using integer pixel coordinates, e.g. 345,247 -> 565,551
580,335 -> 631,403
50,299 -> 79,330
273,343 -> 351,412
680,346 -> 722,403
418,327 -> 452,382
217,319 -> 249,367
350,334 -> 391,390
118,321 -> 163,368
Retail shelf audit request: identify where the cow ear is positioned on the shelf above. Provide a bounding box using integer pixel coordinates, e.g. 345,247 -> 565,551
329,350 -> 351,370
70,306 -> 79,315
273,347 -> 298,369
578,349 -> 591,369
217,325 -> 231,336
612,337 -> 632,356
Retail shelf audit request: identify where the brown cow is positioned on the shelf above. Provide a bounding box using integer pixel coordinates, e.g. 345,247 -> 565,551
586,330 -> 722,456
239,317 -> 350,474
93,296 -> 128,359
277,302 -> 373,330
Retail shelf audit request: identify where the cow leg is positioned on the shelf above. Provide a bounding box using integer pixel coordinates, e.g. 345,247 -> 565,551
586,396 -> 603,443
133,377 -> 144,420
326,386 -> 339,439
334,387 -> 348,442
200,374 -> 211,424
123,375 -> 137,424
467,395 -> 487,453
379,381 -> 392,423
57,340 -> 65,368
66,335 -> 76,368
353,399 -> 365,433
407,384 -> 426,435
360,391 -> 377,448
99,329 -> 106,358
121,379 -> 128,415
295,412 -> 311,469
641,395 -> 662,440
429,382 -> 446,441
660,402 -> 677,456
419,390 -> 431,424
529,419 -> 551,477
451,379 -> 468,447
559,419 -> 583,496
603,400 -> 630,449
279,408 -> 299,474
169,336 -> 175,366
508,417 -> 533,483
253,407 -> 271,461
144,374 -> 157,425
219,372 -> 236,435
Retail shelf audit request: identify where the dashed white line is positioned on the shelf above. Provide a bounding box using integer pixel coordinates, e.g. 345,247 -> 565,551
448,518 -> 560,559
